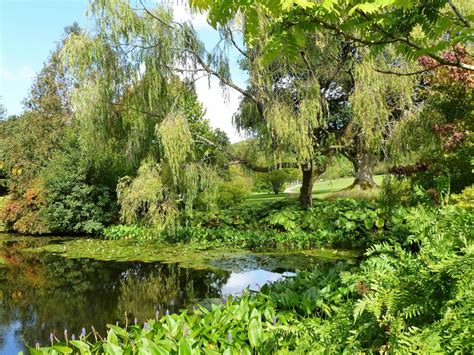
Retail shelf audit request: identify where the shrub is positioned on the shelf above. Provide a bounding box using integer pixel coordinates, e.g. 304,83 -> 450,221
41,150 -> 114,234
254,168 -> 300,194
0,183 -> 51,234
216,178 -> 249,209
450,185 -> 474,209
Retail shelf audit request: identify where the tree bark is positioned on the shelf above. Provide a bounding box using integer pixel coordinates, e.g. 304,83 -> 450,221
299,165 -> 315,208
349,147 -> 376,189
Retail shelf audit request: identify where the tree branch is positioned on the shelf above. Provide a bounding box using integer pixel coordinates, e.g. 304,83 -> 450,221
372,64 -> 441,76
299,11 -> 474,72
448,0 -> 471,28
224,26 -> 251,60
194,134 -> 299,172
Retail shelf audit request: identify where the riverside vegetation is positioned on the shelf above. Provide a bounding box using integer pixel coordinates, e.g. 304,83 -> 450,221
0,0 -> 473,354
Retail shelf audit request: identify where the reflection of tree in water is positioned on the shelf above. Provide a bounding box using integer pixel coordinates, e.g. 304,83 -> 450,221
0,239 -> 230,351
117,264 -> 229,321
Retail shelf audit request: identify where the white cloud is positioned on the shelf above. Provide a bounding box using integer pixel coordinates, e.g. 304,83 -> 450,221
0,68 -> 15,80
194,76 -> 243,143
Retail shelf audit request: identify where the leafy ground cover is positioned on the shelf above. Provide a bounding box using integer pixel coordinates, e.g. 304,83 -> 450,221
103,197 -> 408,250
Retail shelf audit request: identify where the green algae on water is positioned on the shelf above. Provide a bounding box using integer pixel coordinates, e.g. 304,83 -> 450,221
25,238 -> 358,271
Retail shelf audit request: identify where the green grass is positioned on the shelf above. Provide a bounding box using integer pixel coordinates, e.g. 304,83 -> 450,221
248,175 -> 384,203
245,192 -> 294,204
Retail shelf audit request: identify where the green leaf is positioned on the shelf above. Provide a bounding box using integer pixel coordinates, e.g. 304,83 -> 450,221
70,340 -> 91,352
104,342 -> 124,355
107,324 -> 129,339
51,345 -> 74,353
107,329 -> 119,345
139,338 -> 167,355
178,337 -> 192,355
364,218 -> 375,229
248,318 -> 262,348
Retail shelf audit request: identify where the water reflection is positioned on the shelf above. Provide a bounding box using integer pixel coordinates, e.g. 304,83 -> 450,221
0,239 -> 229,353
221,270 -> 295,295
0,235 -> 343,354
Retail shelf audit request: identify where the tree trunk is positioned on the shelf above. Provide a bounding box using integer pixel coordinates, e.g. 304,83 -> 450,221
350,148 -> 376,189
299,166 -> 314,208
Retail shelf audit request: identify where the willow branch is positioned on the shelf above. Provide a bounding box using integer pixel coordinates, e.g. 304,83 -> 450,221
299,11 -> 474,71
194,134 -> 299,172
373,64 -> 441,76
448,0 -> 470,27
225,26 -> 250,60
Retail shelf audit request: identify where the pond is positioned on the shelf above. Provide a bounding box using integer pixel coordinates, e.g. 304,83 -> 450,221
0,233 -> 356,353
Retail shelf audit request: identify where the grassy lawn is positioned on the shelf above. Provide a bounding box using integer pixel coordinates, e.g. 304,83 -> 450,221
248,175 -> 384,203
246,192 -> 297,204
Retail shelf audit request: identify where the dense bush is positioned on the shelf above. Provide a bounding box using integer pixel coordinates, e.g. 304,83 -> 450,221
41,148 -> 114,234
39,205 -> 474,354
0,183 -> 51,234
450,185 -> 474,209
215,177 -> 250,209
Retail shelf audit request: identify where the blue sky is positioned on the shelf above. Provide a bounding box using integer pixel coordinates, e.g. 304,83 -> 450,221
1,0 -> 89,115
0,0 -> 244,141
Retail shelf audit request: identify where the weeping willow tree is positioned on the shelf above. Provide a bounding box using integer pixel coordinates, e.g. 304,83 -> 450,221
61,0 -> 227,228
228,27 -> 366,207
344,53 -> 417,189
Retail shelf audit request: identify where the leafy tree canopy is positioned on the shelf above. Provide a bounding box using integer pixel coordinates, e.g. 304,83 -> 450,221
191,0 -> 474,71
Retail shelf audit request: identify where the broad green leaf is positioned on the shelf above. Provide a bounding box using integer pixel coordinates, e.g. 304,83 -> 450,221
52,345 -> 74,353
178,337 -> 193,355
248,318 -> 262,348
104,342 -> 124,355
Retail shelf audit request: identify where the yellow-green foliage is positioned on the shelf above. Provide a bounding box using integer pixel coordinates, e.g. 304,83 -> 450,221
116,161 -> 177,229
0,195 -> 9,232
157,111 -> 194,184
216,166 -> 251,208
451,186 -> 474,209
264,80 -> 325,164
352,55 -> 415,149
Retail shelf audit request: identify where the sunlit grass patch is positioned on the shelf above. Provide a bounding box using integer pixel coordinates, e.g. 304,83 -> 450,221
249,175 -> 385,202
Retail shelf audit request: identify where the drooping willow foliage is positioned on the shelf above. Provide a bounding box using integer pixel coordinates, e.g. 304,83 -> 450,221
262,78 -> 326,165
116,161 -> 177,230
157,111 -> 194,185
59,0 -> 227,228
231,35 -> 336,172
351,54 -> 417,151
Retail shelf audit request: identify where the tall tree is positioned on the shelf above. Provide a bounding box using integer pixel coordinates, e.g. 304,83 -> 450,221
61,2 -> 230,227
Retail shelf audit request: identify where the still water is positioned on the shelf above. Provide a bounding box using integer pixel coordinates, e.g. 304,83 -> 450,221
0,234 -> 347,354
